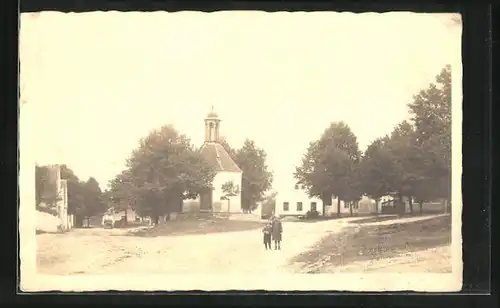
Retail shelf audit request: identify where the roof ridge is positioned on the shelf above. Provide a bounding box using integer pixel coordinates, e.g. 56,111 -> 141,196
200,142 -> 242,173
213,143 -> 224,170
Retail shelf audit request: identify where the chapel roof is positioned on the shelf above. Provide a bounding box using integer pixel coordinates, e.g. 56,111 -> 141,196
206,105 -> 219,119
207,111 -> 219,118
200,142 -> 242,173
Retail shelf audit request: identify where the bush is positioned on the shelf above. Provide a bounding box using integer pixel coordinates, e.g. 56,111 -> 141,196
305,210 -> 320,220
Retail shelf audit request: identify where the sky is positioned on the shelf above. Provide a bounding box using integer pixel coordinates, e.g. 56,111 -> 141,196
19,11 -> 462,192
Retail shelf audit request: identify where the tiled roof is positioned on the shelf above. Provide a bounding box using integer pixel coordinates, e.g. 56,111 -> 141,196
200,142 -> 242,173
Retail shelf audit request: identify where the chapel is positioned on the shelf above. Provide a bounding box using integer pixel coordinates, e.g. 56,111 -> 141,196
184,107 -> 243,213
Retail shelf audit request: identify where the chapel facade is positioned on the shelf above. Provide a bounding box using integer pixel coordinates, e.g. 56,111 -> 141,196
182,107 -> 243,213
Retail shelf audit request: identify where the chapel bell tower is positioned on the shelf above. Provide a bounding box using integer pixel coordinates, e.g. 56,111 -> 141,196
204,106 -> 220,143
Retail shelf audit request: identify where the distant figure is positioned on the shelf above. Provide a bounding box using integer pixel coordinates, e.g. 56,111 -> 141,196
262,222 -> 272,250
271,216 -> 283,250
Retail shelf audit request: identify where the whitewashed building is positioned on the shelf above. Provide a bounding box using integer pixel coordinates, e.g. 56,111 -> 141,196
275,189 -> 324,217
328,196 -> 377,215
276,189 -> 383,217
36,164 -> 74,231
379,194 -> 413,213
182,108 -> 243,214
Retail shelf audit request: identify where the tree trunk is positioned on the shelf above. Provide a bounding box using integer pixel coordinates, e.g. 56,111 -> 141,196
178,198 -> 183,213
375,199 -> 380,215
124,208 -> 128,226
397,192 -> 404,215
227,199 -> 231,219
408,196 -> 414,214
349,201 -> 353,217
419,202 -> 423,214
153,214 -> 159,226
337,197 -> 341,217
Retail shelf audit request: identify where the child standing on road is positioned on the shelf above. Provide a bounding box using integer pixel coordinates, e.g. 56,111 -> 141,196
262,222 -> 272,250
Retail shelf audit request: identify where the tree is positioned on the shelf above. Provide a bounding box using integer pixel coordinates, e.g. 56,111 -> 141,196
221,180 -> 240,218
35,165 -> 47,207
219,137 -> 274,213
107,169 -> 136,217
344,155 -> 363,217
81,177 -> 106,227
35,165 -> 61,216
359,137 -> 393,213
218,136 -> 237,158
109,125 -> 217,225
294,122 -> 361,217
234,139 -> 273,213
407,65 -> 452,209
60,165 -> 86,221
261,191 -> 277,218
385,121 -> 421,214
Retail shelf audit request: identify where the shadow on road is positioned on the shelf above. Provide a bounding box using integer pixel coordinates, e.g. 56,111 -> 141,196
130,217 -> 264,237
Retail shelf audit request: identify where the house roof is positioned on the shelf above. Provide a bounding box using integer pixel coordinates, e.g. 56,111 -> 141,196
200,142 -> 242,173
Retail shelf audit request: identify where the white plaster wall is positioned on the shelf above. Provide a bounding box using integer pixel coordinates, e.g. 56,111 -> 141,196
57,179 -> 70,230
213,171 -> 242,213
329,197 -> 380,215
68,214 -> 74,229
250,189 -> 381,217
325,199 -> 352,215
183,197 -> 201,212
275,190 -> 324,216
357,196 -> 378,214
181,171 -> 243,213
380,195 -> 413,213
36,211 -> 60,233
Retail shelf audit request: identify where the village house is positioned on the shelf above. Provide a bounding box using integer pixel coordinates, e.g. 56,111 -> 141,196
275,188 -> 393,217
36,164 -> 74,231
274,188 -> 321,217
100,207 -> 149,227
182,107 -> 244,214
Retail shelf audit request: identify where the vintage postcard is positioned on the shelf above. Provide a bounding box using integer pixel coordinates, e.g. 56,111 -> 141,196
19,11 -> 463,292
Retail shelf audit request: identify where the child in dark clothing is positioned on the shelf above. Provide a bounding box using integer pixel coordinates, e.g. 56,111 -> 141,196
262,223 -> 272,250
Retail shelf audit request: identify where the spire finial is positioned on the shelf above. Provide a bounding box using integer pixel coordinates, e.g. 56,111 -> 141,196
207,105 -> 218,118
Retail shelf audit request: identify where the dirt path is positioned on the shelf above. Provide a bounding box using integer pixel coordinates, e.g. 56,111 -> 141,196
37,218 -> 353,275
90,218 -> 353,275
37,215 -> 449,275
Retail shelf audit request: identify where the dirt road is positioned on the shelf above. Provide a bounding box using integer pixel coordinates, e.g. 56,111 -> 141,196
36,215 -> 451,275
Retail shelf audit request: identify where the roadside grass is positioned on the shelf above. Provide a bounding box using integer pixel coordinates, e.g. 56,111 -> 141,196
347,213 -> 439,224
130,216 -> 264,237
289,215 -> 451,273
292,207 -> 447,224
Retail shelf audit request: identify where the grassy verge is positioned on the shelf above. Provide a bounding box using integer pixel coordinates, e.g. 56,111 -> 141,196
130,217 -> 264,237
290,213 -> 375,223
289,215 -> 451,273
347,213 -> 438,224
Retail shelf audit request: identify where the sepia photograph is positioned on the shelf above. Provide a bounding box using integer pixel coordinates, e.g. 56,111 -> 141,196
19,11 -> 462,292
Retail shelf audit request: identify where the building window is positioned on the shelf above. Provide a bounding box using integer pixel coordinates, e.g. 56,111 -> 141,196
296,202 -> 303,211
310,202 -> 317,212
283,202 -> 289,211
